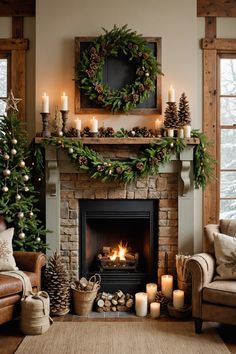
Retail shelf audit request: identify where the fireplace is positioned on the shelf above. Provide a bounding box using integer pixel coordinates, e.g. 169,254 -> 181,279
44,140 -> 196,288
80,200 -> 157,293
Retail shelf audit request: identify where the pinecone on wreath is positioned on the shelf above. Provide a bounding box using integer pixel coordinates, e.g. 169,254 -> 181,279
178,92 -> 191,127
164,102 -> 178,129
44,252 -> 71,316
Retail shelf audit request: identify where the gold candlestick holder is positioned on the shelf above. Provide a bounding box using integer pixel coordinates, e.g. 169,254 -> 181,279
40,112 -> 51,138
60,110 -> 69,134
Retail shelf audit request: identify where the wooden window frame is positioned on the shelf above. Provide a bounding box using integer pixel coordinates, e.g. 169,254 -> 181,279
0,39 -> 28,120
0,52 -> 11,99
202,38 -> 236,225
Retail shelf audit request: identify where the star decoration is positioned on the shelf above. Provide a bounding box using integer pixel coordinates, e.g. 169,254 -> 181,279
2,90 -> 22,112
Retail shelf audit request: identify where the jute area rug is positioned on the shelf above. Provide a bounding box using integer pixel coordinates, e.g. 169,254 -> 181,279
15,321 -> 230,354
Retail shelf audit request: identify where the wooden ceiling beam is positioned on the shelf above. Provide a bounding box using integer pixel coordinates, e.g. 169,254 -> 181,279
197,0 -> 236,17
0,0 -> 35,17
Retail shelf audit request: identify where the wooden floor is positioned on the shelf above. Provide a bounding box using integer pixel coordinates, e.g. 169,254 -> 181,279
0,314 -> 236,354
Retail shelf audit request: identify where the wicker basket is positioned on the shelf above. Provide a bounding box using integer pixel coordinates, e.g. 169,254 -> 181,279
71,274 -> 101,316
72,288 -> 98,316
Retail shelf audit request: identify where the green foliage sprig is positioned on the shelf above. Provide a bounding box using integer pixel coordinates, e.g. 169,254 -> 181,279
75,25 -> 162,113
41,131 -> 215,189
191,129 -> 216,189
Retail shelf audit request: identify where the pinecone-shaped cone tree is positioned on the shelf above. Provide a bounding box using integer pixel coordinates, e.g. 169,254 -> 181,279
164,102 -> 178,129
44,252 -> 71,316
178,92 -> 191,127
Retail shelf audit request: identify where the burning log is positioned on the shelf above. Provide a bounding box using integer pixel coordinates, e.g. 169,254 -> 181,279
97,241 -> 138,271
95,291 -> 134,312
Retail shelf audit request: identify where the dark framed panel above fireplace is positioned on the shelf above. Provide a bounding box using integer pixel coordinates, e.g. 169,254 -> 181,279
79,200 -> 158,293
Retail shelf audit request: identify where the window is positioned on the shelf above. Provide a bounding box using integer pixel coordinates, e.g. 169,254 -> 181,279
219,56 -> 236,219
0,54 -> 10,115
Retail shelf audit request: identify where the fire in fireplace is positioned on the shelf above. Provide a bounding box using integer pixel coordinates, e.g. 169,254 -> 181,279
98,241 -> 139,271
80,200 -> 157,293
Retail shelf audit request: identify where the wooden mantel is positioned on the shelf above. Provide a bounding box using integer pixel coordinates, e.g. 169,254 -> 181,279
35,137 -> 199,145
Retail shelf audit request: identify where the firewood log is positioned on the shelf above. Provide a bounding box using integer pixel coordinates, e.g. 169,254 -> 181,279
104,300 -> 112,307
96,307 -> 104,313
111,299 -> 118,305
97,299 -> 105,308
103,306 -> 111,312
117,290 -> 123,298
117,305 -> 129,312
111,306 -> 117,312
126,299 -> 134,308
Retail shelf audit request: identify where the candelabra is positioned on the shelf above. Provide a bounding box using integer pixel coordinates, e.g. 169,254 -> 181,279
41,113 -> 51,138
60,110 -> 69,134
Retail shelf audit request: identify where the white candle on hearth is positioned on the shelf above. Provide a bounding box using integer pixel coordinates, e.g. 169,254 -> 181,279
75,118 -> 82,131
146,283 -> 157,305
150,302 -> 160,318
168,85 -> 175,102
135,292 -> 147,317
42,93 -> 49,113
90,116 -> 98,133
61,92 -> 68,111
161,275 -> 173,299
173,289 -> 184,309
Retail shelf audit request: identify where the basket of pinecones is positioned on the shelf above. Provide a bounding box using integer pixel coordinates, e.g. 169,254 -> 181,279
71,274 -> 101,316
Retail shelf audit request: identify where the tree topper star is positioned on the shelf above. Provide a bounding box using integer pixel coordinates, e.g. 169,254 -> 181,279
2,90 -> 22,112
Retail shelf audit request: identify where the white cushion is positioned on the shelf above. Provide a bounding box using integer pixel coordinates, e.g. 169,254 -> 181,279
214,232 -> 236,280
0,228 -> 18,271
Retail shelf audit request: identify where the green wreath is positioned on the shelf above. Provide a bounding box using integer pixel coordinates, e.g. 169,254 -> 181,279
75,25 -> 162,113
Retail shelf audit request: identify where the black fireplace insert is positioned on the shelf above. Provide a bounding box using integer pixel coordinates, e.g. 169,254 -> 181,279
79,200 -> 158,293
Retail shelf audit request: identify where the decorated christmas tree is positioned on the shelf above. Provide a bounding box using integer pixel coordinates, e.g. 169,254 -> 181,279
164,102 -> 178,129
177,92 -> 191,127
0,91 -> 47,251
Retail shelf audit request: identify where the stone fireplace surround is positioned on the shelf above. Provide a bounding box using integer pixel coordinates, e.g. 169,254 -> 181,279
44,139 -> 195,286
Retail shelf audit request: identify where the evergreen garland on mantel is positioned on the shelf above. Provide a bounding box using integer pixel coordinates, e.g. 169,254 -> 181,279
41,130 -> 215,189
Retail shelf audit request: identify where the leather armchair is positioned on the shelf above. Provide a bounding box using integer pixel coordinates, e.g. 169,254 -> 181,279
187,220 -> 236,333
0,251 -> 46,325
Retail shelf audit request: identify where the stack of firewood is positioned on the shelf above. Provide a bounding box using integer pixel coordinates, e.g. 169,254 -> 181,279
95,290 -> 134,312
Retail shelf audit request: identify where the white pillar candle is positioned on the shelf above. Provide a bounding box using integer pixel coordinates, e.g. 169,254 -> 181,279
135,292 -> 148,317
61,92 -> 68,111
161,275 -> 173,299
167,128 -> 174,137
146,283 -> 157,305
150,302 -> 160,318
173,289 -> 185,309
184,125 -> 191,138
168,85 -> 175,102
178,128 -> 184,138
75,118 -> 82,130
90,116 -> 98,133
42,93 -> 49,113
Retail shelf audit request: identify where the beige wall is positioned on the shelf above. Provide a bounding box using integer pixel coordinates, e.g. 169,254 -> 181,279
35,0 -> 199,133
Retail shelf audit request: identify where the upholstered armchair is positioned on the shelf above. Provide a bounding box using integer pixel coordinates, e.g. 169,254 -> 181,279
187,219 -> 236,333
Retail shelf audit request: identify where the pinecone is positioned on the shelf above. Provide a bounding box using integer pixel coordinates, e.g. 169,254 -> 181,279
155,291 -> 169,312
105,127 -> 115,137
44,252 -> 71,316
78,156 -> 88,166
164,102 -> 178,129
178,92 -> 191,127
81,126 -> 91,137
98,126 -> 106,137
136,161 -> 144,171
65,128 -> 77,137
